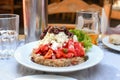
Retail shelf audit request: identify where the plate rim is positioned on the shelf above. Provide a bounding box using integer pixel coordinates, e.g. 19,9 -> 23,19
14,41 -> 104,72
15,74 -> 77,80
102,36 -> 120,51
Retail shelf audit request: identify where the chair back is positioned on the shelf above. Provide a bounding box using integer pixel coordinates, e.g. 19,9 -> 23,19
48,0 -> 102,23
0,0 -> 14,13
0,0 -> 22,14
103,0 -> 112,21
48,0 -> 90,14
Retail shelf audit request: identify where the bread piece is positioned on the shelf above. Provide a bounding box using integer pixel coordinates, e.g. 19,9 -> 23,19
109,34 -> 120,45
31,52 -> 85,67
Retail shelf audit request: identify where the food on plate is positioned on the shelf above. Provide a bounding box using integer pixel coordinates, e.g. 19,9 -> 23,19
109,34 -> 120,45
69,29 -> 92,51
31,26 -> 92,67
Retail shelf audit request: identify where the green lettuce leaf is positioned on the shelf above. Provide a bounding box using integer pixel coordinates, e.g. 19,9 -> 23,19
69,29 -> 92,51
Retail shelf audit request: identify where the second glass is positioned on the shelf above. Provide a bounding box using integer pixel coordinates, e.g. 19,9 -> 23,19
76,11 -> 100,45
0,14 -> 19,59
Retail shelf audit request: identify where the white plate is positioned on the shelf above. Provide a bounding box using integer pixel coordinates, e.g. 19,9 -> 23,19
102,36 -> 120,51
15,74 -> 76,80
14,41 -> 104,72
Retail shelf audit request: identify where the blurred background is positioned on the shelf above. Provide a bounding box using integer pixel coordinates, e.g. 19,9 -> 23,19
0,0 -> 120,34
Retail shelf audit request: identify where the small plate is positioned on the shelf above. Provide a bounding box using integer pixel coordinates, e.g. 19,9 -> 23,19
14,41 -> 104,72
102,36 -> 120,51
15,74 -> 76,80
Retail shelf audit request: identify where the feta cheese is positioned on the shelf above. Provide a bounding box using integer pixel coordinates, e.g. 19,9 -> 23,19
73,35 -> 78,41
51,41 -> 59,50
38,32 -> 70,49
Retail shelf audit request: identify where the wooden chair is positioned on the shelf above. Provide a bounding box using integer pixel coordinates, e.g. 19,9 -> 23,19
48,0 -> 102,23
48,0 -> 90,14
103,0 -> 120,20
111,0 -> 120,20
0,0 -> 22,14
111,10 -> 120,20
49,0 -> 61,3
103,0 -> 112,21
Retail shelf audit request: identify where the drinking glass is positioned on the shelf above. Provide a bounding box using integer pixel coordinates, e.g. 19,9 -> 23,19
76,11 -> 100,45
23,0 -> 48,43
0,14 -> 19,59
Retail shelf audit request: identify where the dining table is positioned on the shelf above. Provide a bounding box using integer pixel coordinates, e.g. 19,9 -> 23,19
0,24 -> 120,80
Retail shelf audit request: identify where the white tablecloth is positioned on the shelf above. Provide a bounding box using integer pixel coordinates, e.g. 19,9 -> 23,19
0,40 -> 120,80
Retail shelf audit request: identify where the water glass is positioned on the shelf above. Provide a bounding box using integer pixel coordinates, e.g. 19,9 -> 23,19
0,14 -> 19,59
76,11 -> 100,45
23,0 -> 48,43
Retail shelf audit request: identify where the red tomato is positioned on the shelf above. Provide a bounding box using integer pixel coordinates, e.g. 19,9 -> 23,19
37,39 -> 85,59
55,49 -> 62,58
74,42 -> 85,57
55,49 -> 66,58
40,44 -> 49,53
68,39 -> 75,53
33,45 -> 42,54
79,42 -> 85,56
66,52 -> 74,58
63,42 -> 68,48
44,49 -> 53,59
79,44 -> 85,57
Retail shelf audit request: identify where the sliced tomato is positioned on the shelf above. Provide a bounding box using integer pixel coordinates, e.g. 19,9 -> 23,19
74,42 -> 85,57
79,44 -> 85,57
74,42 -> 80,56
68,39 -> 75,53
55,52 -> 61,59
63,42 -> 68,48
66,52 -> 74,58
61,52 -> 67,58
79,42 -> 85,56
40,44 -> 49,53
55,49 -> 62,58
44,49 -> 53,59
33,45 -> 42,54
55,49 -> 66,59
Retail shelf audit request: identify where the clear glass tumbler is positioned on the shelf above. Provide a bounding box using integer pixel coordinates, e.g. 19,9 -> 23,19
0,14 -> 19,59
76,11 -> 100,45
23,0 -> 48,43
